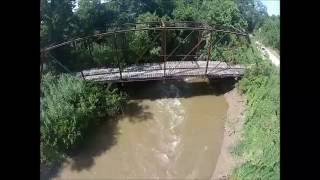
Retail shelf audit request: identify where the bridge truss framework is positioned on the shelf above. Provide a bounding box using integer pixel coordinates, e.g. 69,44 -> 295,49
40,21 -> 248,83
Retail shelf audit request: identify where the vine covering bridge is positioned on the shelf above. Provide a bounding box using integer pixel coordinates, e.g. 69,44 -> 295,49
40,21 -> 248,83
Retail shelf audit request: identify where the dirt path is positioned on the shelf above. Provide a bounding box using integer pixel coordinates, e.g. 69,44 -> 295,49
211,88 -> 246,180
255,41 -> 280,67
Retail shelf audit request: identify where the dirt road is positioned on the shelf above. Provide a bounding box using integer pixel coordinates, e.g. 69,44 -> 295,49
255,41 -> 280,67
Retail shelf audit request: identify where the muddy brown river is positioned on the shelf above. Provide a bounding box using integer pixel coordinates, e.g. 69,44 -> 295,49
45,78 -> 231,180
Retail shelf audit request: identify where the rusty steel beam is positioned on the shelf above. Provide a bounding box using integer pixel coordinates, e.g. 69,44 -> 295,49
161,20 -> 167,77
108,21 -> 208,28
196,30 -> 202,54
205,33 -> 212,75
41,26 -> 247,53
71,42 -> 77,50
80,71 -> 86,80
40,62 -> 43,77
160,31 -> 164,65
169,35 -> 207,74
40,51 -> 47,64
88,40 -> 93,58
122,32 -> 128,66
161,55 -> 199,57
205,34 -> 229,74
47,53 -> 73,74
113,33 -> 122,80
165,30 -> 194,62
164,28 -> 166,77
40,52 -> 45,84
180,39 -> 205,62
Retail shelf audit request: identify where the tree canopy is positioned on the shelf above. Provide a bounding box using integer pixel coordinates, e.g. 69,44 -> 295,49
41,0 -> 269,45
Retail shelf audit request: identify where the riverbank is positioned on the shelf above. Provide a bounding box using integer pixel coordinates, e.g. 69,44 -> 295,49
211,87 -> 246,180
232,62 -> 280,179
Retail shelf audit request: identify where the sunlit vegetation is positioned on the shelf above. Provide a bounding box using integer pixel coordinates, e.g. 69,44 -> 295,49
40,73 -> 127,165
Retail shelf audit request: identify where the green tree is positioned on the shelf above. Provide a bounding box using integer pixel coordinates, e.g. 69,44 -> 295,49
173,0 -> 200,21
200,0 -> 247,29
154,0 -> 176,17
236,0 -> 268,32
76,0 -> 116,35
41,0 -> 78,45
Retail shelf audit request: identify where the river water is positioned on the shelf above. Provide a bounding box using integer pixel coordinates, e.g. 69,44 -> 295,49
49,78 -> 230,180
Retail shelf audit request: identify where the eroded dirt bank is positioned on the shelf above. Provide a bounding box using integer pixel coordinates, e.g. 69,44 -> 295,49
211,87 -> 246,180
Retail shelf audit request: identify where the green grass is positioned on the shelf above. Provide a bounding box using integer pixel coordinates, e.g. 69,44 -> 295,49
231,45 -> 280,179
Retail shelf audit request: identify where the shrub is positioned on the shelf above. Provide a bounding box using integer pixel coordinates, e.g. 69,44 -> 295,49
40,73 -> 127,165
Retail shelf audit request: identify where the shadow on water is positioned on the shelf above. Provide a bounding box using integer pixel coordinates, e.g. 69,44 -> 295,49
68,102 -> 153,171
68,119 -> 119,171
40,119 -> 119,180
123,101 -> 154,123
118,77 -> 238,100
41,162 -> 62,180
41,102 -> 153,180
208,77 -> 238,96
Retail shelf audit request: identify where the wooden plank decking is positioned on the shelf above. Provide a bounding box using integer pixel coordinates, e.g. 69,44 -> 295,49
77,61 -> 245,82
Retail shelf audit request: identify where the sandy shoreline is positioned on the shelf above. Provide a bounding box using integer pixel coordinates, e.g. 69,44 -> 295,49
211,87 -> 246,180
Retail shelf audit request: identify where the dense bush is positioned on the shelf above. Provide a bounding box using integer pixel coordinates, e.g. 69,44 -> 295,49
40,73 -> 127,165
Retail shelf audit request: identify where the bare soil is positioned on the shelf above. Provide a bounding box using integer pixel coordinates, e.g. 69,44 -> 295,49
211,88 -> 246,180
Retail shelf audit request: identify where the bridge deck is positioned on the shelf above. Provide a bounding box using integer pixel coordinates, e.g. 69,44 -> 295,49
78,61 -> 245,82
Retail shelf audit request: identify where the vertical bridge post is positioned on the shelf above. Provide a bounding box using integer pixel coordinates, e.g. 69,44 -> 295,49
88,39 -> 93,58
205,32 -> 212,75
114,33 -> 122,81
196,30 -> 202,59
40,52 -> 45,96
40,52 -> 45,84
161,20 -> 166,77
80,71 -> 85,80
